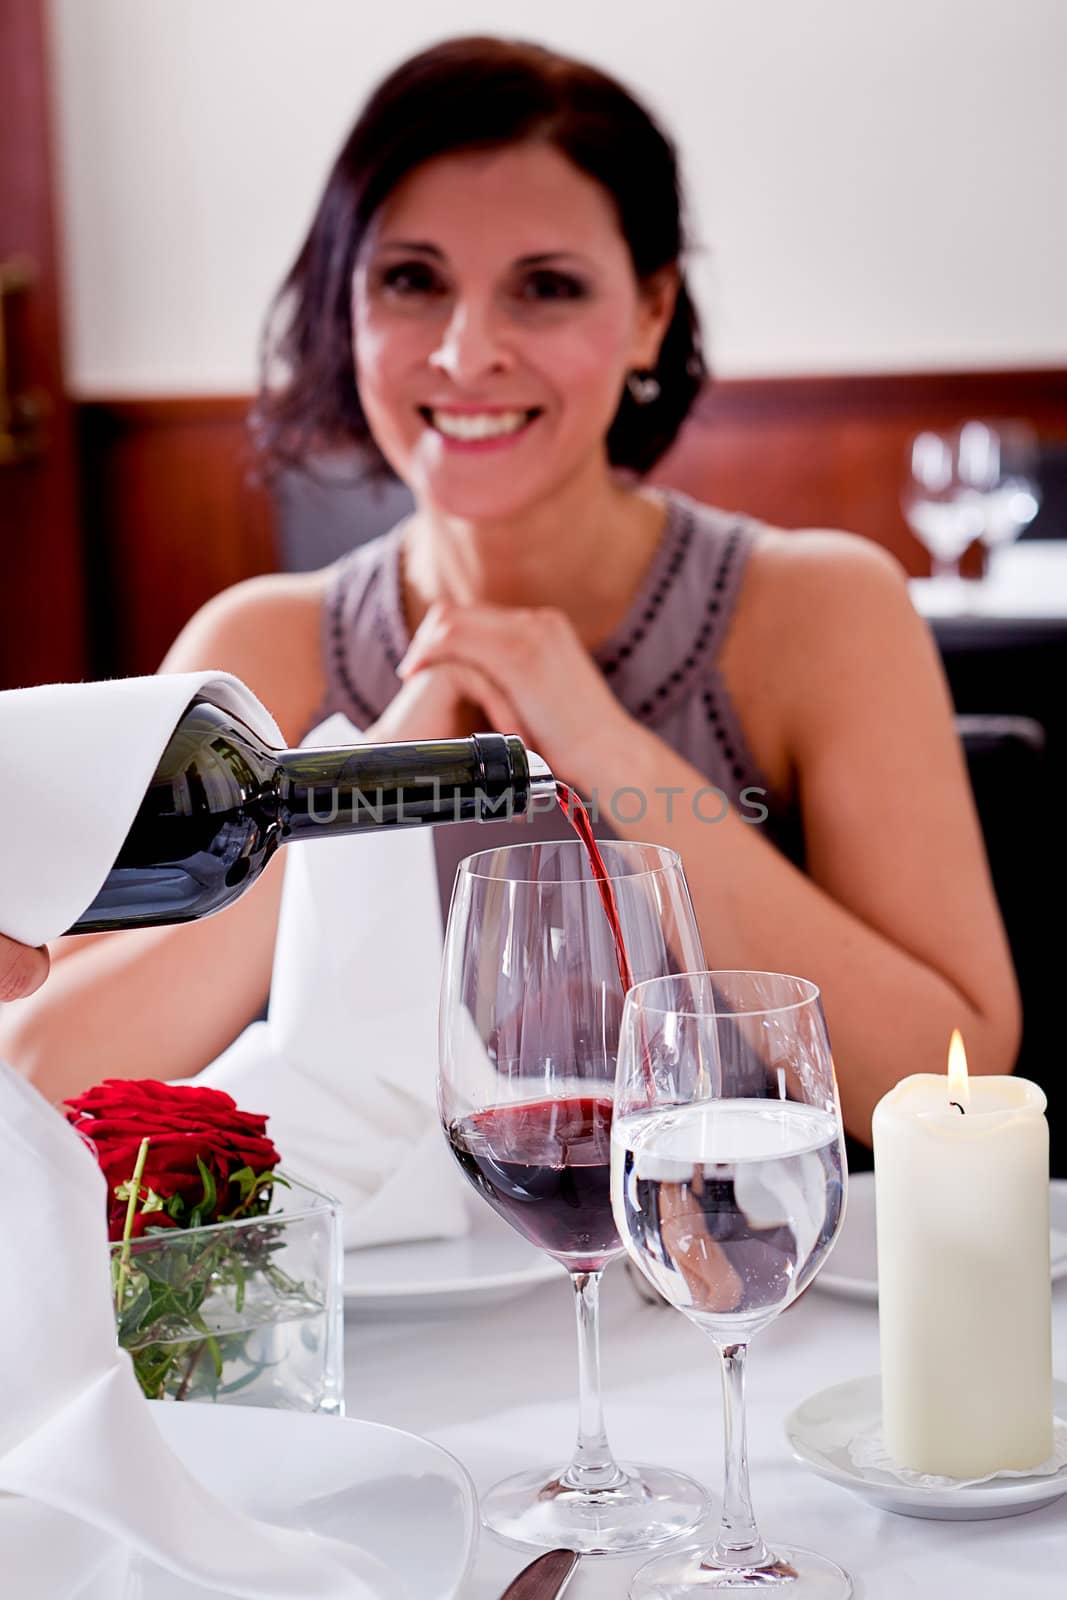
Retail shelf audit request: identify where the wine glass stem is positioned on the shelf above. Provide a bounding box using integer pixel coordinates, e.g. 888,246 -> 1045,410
931,554 -> 961,582
710,1340 -> 771,1569
560,1270 -> 627,1491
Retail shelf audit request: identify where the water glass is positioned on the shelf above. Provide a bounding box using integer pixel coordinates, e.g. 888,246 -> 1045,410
612,971 -> 850,1597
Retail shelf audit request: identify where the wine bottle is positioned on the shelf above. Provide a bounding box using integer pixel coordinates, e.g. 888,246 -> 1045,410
68,696 -> 555,933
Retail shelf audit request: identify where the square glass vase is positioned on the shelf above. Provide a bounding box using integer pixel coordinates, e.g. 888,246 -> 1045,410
110,1172 -> 343,1414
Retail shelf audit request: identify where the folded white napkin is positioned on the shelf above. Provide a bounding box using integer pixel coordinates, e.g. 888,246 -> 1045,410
196,713 -> 470,1251
0,672 -> 283,948
0,1062 -> 403,1600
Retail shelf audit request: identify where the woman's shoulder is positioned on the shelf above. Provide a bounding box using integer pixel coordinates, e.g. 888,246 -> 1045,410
167,525 -> 402,652
715,511 -> 933,754
678,495 -> 922,715
166,568 -> 330,655
160,569 -> 335,743
673,491 -> 906,591
740,520 -> 917,663
669,492 -> 911,629
746,519 -> 908,588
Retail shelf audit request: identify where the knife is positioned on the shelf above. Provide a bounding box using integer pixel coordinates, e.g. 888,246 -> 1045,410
498,1547 -> 580,1600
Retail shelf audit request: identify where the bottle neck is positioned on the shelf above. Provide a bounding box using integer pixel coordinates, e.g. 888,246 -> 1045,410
275,733 -> 551,839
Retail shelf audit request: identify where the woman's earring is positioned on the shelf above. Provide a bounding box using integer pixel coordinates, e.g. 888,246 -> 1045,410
626,370 -> 661,405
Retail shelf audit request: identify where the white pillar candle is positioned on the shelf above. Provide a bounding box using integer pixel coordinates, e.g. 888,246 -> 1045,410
872,1041 -> 1052,1479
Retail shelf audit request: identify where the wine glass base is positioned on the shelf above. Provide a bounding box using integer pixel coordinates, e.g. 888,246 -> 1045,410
629,1543 -> 852,1596
482,1461 -> 709,1556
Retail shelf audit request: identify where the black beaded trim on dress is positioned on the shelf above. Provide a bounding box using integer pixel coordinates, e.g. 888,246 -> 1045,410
632,522 -> 745,743
372,586 -> 402,673
696,526 -> 747,783
599,508 -> 695,680
328,565 -> 379,725
702,687 -> 747,785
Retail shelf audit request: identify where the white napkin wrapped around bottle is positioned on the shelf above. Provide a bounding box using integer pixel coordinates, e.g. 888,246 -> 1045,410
0,677 -> 468,1251
0,672 -> 283,948
197,712 -> 471,1250
0,1062 -> 401,1600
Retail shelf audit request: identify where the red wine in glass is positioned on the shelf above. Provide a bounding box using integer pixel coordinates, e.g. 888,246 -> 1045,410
447,1095 -> 617,1271
448,799 -> 652,1273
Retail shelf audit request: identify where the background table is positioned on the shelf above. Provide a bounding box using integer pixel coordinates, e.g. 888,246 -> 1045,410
907,559 -> 1067,1177
909,543 -> 1067,624
344,1261 -> 1067,1599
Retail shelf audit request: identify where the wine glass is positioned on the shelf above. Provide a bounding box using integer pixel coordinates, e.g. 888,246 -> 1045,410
903,422 -> 1042,596
963,419 -> 1041,564
439,840 -> 710,1555
612,971 -> 850,1598
902,428 -> 987,592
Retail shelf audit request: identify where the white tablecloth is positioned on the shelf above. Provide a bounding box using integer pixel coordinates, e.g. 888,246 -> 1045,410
909,541 -> 1067,619
344,1265 -> 1067,1598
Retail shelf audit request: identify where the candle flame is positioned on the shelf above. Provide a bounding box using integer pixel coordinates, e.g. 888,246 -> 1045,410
947,1029 -> 970,1109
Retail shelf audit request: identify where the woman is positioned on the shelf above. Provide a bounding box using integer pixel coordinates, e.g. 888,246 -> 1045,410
3,36 -> 1019,1147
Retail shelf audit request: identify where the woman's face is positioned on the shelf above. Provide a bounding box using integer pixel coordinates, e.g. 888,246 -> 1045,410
352,142 -> 675,521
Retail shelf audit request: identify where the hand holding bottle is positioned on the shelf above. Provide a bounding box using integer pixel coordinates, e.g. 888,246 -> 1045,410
0,935 -> 50,1001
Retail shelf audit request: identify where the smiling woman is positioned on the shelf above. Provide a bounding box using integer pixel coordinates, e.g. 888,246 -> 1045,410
253,35 -> 702,484
350,142 -> 678,529
3,35 -> 1020,1168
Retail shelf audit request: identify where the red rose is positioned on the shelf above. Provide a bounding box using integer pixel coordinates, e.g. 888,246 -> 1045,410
64,1079 -> 281,1241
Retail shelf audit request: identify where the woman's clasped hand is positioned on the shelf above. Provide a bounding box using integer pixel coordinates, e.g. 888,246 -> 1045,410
397,600 -> 637,785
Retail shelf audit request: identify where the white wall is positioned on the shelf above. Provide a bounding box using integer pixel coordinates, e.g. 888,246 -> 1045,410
48,0 -> 1067,394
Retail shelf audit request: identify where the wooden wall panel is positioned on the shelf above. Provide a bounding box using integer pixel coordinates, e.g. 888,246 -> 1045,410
656,368 -> 1067,571
79,399 -> 276,676
0,0 -> 88,689
78,369 -> 1067,676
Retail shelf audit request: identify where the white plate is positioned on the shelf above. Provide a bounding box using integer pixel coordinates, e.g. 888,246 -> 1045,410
135,1403 -> 478,1598
344,1202 -> 567,1315
815,1174 -> 1067,1302
786,1376 -> 1067,1521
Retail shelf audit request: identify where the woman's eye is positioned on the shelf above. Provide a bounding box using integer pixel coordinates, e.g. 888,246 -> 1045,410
516,270 -> 589,303
378,262 -> 445,297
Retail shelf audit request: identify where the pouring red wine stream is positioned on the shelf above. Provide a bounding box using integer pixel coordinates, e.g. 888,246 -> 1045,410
556,783 -> 635,993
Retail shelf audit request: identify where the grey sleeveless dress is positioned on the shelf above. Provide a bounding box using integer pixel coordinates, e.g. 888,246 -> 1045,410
314,490 -> 805,924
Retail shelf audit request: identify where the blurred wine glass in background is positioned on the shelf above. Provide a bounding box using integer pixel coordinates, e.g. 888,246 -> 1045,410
902,428 -> 985,591
903,422 -> 1041,596
964,419 -> 1041,565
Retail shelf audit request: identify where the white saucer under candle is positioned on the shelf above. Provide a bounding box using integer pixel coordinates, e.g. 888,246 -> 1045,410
872,1032 -> 1053,1479
786,1377 -> 1067,1522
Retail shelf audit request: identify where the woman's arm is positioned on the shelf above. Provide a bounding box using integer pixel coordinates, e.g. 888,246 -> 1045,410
0,574 -> 329,1102
599,535 -> 1021,1141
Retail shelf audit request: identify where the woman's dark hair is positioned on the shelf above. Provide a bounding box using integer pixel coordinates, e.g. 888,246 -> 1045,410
253,35 -> 706,480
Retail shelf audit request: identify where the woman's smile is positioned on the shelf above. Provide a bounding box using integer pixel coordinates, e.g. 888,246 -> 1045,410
419,405 -> 543,449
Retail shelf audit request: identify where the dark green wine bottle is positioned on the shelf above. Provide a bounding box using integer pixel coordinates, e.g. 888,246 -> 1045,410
69,697 -> 555,933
